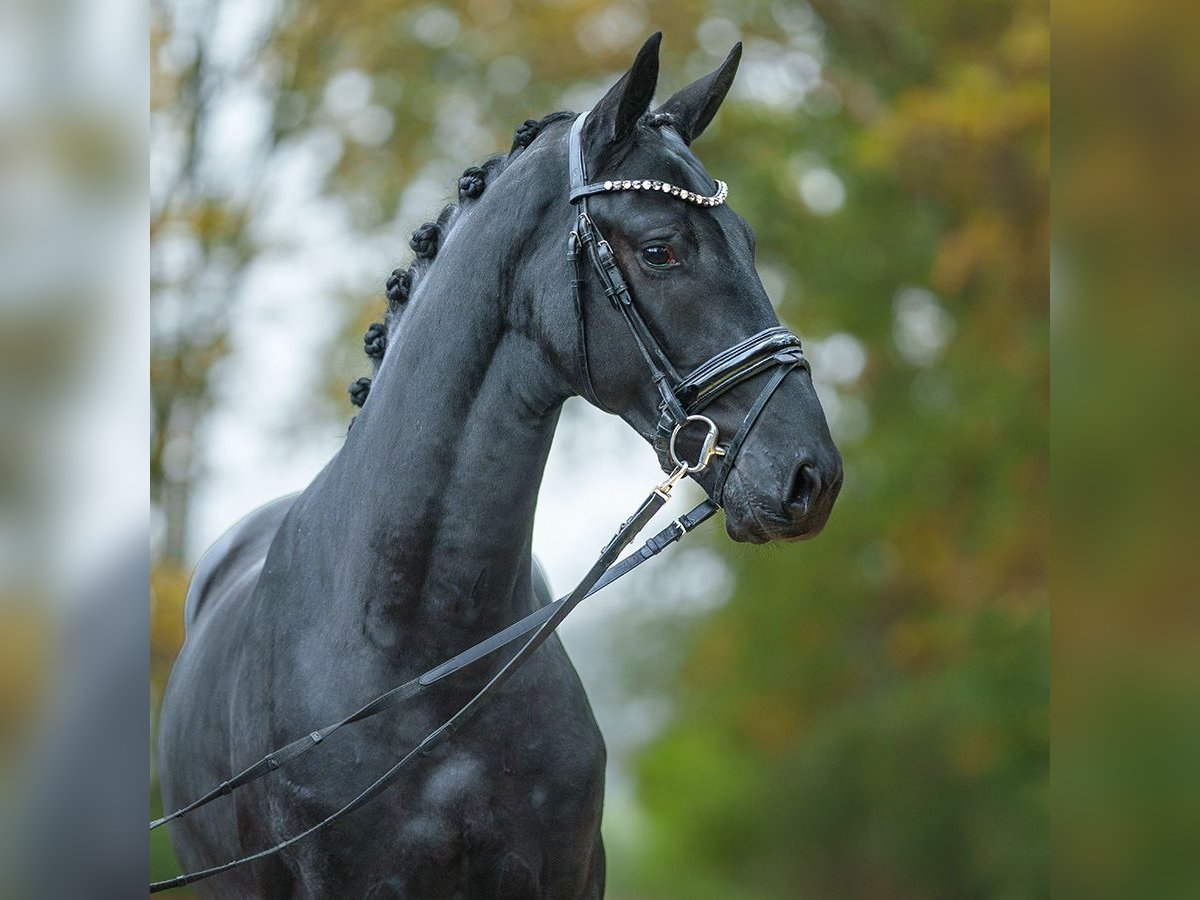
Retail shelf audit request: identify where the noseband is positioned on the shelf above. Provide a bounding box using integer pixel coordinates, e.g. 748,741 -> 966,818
566,111 -> 806,503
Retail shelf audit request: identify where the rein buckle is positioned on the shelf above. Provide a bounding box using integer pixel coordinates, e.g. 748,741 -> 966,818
655,461 -> 690,499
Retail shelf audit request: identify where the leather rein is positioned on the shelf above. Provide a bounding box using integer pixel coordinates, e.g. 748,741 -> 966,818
150,109 -> 805,893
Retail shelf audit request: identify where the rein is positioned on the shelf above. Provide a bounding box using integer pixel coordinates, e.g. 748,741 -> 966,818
150,108 -> 804,893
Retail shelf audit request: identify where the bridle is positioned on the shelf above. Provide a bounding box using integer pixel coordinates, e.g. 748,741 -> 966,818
566,111 -> 806,503
150,109 -> 806,892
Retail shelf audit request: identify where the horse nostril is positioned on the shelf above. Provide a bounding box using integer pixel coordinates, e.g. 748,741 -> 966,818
787,463 -> 822,514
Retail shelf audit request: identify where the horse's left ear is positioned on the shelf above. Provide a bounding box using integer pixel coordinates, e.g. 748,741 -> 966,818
654,43 -> 742,145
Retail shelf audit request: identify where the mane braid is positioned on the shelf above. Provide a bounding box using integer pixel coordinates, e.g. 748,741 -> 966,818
353,111 -> 574,401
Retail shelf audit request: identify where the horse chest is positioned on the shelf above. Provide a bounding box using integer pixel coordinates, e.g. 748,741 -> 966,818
263,646 -> 607,897
386,722 -> 605,898
408,661 -> 608,842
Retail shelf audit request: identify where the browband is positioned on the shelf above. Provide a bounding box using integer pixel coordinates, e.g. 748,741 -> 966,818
567,112 -> 728,206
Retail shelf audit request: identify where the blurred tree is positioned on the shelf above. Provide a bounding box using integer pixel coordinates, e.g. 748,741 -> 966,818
152,0 -> 249,565
1054,1 -> 1200,898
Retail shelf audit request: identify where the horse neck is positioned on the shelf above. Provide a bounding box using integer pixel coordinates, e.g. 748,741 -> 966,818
318,186 -> 569,652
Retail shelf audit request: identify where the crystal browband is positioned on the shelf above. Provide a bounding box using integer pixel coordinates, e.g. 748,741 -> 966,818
569,176 -> 729,207
602,178 -> 728,207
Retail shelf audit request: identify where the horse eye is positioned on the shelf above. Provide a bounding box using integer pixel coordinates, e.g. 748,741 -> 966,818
641,245 -> 676,268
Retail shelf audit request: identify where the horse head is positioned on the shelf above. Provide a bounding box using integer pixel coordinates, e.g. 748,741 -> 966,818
506,34 -> 842,542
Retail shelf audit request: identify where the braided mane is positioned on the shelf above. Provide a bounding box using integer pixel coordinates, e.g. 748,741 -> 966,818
349,109 -> 677,412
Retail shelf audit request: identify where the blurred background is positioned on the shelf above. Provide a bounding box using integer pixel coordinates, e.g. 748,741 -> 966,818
24,0 -> 1200,896
148,0 -> 1048,897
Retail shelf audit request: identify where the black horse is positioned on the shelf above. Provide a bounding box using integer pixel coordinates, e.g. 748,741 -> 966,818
158,34 -> 842,898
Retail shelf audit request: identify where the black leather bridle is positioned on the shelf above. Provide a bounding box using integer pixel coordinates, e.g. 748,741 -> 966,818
149,109 -> 806,893
566,110 -> 806,504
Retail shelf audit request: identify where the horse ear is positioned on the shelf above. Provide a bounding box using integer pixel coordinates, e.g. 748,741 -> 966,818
587,32 -> 662,148
654,43 -> 742,145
